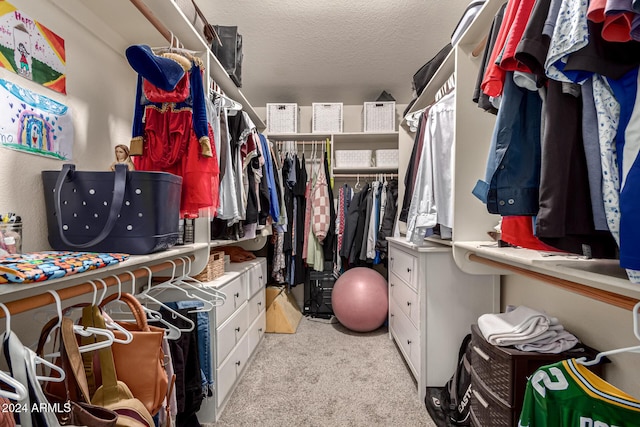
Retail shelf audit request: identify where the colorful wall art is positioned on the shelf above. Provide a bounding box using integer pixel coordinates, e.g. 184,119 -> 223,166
0,78 -> 73,160
0,1 -> 66,94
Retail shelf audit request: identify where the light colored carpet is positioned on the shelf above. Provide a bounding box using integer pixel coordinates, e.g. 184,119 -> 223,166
205,316 -> 437,427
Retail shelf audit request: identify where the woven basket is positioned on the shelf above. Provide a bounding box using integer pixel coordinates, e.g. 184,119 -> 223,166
194,251 -> 225,282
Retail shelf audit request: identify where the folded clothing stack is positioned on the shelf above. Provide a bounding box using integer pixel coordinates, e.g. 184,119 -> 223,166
477,305 -> 578,354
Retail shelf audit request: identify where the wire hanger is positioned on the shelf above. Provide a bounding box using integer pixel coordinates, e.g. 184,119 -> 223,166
0,301 -> 66,383
576,301 -> 640,367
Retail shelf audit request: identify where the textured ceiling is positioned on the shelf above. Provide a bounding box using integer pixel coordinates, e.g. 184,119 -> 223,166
199,0 -> 473,106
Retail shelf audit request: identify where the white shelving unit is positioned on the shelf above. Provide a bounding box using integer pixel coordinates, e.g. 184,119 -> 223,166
402,0 -> 640,300
267,131 -> 399,182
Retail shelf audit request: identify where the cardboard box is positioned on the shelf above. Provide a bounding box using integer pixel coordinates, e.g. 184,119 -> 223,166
265,286 -> 302,333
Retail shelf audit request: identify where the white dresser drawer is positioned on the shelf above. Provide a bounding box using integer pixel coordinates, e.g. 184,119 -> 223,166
389,298 -> 420,378
248,289 -> 265,324
247,261 -> 267,299
216,302 -> 249,364
389,272 -> 419,329
389,247 -> 417,290
216,276 -> 248,327
248,310 -> 266,356
216,332 -> 250,407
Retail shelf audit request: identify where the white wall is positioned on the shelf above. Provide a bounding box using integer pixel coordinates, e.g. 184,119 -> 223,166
0,0 -> 138,252
501,275 -> 640,397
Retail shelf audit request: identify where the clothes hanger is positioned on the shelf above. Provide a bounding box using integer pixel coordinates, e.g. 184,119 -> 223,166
0,369 -> 27,401
354,174 -> 362,191
44,290 -> 115,359
135,266 -> 196,332
0,301 -> 66,383
151,259 -> 216,312
96,276 -> 134,345
576,301 -> 640,367
0,303 -> 30,400
174,256 -> 226,306
116,268 -> 182,340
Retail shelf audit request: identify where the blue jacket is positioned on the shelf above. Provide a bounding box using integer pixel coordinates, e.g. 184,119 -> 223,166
473,72 -> 542,216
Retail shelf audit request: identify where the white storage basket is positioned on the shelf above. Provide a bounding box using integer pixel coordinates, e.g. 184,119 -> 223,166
312,103 -> 343,133
266,103 -> 298,133
334,150 -> 373,168
375,149 -> 399,168
364,102 -> 396,132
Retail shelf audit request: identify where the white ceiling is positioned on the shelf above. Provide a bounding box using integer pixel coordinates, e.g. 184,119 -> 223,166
198,0 -> 473,106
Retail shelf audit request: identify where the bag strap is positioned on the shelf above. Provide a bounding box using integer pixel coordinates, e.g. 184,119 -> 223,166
190,0 -> 220,46
100,293 -> 150,331
60,317 -> 93,403
85,305 -> 121,406
54,163 -> 128,248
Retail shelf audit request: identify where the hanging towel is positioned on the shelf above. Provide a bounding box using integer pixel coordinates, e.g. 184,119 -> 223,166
478,305 -> 551,346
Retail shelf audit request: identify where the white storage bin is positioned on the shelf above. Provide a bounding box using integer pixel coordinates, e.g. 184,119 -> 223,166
266,103 -> 298,133
312,103 -> 343,133
334,150 -> 373,168
364,102 -> 396,132
375,149 -> 399,168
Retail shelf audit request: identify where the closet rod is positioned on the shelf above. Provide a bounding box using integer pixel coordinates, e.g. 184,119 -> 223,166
468,254 -> 640,311
0,257 -> 192,319
129,0 -> 172,43
333,173 -> 398,178
274,140 -> 329,144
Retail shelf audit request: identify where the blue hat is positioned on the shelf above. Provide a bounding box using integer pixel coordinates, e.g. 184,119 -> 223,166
125,44 -> 186,91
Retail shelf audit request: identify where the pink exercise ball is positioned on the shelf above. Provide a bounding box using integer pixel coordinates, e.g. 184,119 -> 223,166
331,267 -> 388,332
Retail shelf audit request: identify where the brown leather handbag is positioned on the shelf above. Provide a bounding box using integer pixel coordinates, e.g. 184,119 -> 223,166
95,293 -> 169,416
83,305 -> 155,427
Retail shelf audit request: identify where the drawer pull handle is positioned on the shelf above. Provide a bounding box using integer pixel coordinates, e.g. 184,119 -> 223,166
258,301 -> 262,306
406,301 -> 411,307
259,275 -> 263,280
235,327 -> 241,332
407,340 -> 412,345
235,361 -> 241,367
258,328 -> 263,332
390,313 -> 394,317
390,283 -> 395,287
234,292 -> 240,298
472,389 -> 489,409
473,345 -> 491,361
407,267 -> 412,273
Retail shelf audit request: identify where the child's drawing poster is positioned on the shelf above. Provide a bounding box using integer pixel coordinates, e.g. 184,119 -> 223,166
0,78 -> 73,160
0,1 -> 66,94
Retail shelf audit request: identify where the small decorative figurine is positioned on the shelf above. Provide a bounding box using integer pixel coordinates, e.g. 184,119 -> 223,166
110,144 -> 135,171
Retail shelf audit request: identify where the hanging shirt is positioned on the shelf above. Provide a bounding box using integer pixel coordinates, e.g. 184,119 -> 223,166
545,0 -> 590,83
217,109 -> 240,222
518,359 -> 640,427
366,181 -> 380,260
